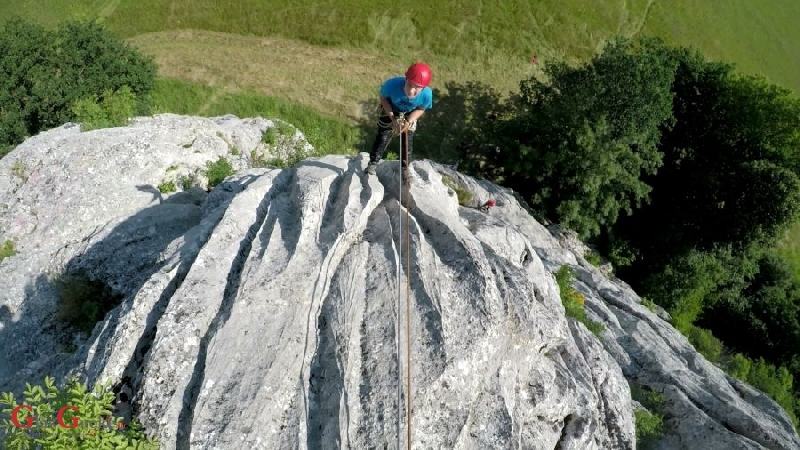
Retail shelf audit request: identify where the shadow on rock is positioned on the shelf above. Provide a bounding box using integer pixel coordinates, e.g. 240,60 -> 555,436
0,178 -> 260,403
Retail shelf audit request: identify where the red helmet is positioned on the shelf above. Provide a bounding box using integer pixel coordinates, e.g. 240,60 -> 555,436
405,62 -> 432,87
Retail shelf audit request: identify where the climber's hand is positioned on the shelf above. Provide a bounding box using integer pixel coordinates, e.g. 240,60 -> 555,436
392,117 -> 403,135
400,120 -> 411,133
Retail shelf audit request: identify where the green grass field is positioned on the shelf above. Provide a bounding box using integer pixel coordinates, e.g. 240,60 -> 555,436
3,0 -> 799,97
2,0 -> 800,272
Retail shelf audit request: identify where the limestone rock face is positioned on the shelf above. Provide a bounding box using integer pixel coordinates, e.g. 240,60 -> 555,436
0,115 -> 797,449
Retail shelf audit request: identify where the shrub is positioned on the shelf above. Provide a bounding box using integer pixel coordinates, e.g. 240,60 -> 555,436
685,325 -> 724,363
72,86 -> 137,131
0,376 -> 158,449
698,252 -> 800,377
55,271 -> 123,333
610,57 -> 800,272
639,246 -> 753,328
500,37 -> 677,238
725,352 -> 753,380
606,237 -> 638,268
723,354 -> 798,429
205,157 -> 234,188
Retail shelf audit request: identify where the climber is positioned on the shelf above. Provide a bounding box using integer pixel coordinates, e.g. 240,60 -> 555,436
479,199 -> 496,213
366,62 -> 434,180
107,376 -> 134,430
113,392 -> 133,429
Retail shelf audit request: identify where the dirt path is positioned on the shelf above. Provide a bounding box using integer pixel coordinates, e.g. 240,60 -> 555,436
99,0 -> 121,20
632,0 -> 657,37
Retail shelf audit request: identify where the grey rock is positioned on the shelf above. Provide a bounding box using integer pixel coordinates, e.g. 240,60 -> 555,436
0,115 -> 797,449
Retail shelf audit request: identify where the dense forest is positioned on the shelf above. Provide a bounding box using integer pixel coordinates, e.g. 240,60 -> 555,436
439,37 -> 800,427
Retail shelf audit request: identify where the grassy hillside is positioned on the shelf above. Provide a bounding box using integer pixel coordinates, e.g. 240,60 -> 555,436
3,0 -> 800,271
2,1 -> 799,118
641,0 -> 800,96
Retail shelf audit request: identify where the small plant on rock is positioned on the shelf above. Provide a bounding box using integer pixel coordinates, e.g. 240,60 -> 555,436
0,240 -> 16,263
205,156 -> 234,188
10,159 -> 26,180
634,409 -> 664,448
555,265 -> 604,337
180,175 -> 196,191
441,174 -> 474,206
250,149 -> 271,168
261,128 -> 279,146
629,382 -> 666,448
157,180 -> 176,193
584,250 -> 602,267
640,296 -> 656,312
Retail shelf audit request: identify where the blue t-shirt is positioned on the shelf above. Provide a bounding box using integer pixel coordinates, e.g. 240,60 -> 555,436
380,76 -> 433,113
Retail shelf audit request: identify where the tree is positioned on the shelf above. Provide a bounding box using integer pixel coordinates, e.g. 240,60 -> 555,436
0,18 -> 52,148
698,253 -> 800,367
0,17 -> 157,154
499,37 -> 677,237
609,49 -> 800,276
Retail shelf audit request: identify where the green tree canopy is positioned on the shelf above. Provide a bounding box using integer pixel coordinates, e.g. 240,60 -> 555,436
498,37 -> 677,238
462,39 -> 800,422
0,17 -> 157,154
609,48 -> 800,275
698,253 -> 800,366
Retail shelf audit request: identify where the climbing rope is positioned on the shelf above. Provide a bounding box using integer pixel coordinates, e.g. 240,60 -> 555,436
394,114 -> 412,450
403,129 -> 413,450
396,127 -> 402,449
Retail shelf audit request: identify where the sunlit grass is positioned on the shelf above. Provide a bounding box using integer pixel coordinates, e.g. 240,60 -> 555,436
4,0 -> 797,93
150,77 -> 363,156
641,0 -> 800,95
